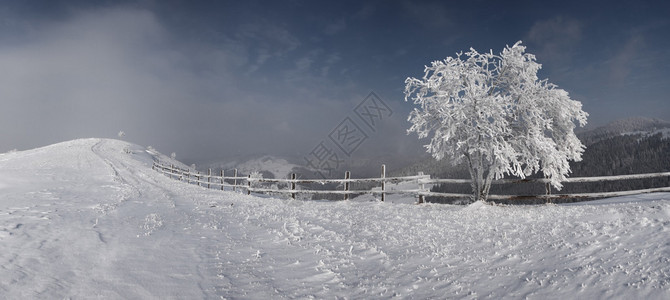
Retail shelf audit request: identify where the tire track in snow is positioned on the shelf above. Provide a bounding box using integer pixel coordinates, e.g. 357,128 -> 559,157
91,139 -> 181,212
90,139 -> 142,205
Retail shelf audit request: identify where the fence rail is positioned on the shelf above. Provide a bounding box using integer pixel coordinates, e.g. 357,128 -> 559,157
152,161 -> 670,203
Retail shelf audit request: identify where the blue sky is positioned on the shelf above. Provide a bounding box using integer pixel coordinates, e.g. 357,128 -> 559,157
1,0 -> 668,165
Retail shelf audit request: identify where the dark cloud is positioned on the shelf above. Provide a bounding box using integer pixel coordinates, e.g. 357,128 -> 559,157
1,0 -> 668,166
0,6 -> 342,162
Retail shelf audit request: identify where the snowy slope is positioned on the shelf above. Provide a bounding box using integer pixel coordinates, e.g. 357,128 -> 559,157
1,139 -> 669,299
578,117 -> 670,145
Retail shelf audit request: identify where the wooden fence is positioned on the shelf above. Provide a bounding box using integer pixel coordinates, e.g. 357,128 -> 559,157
152,162 -> 429,202
152,161 -> 670,203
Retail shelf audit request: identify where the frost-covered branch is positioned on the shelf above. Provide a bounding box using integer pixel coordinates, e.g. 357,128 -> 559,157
405,41 -> 588,202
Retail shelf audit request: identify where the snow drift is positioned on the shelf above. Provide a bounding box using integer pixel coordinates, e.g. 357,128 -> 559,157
0,138 -> 669,298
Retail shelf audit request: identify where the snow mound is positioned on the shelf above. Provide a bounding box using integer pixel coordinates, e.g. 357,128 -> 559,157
1,138 -> 669,299
464,200 -> 489,210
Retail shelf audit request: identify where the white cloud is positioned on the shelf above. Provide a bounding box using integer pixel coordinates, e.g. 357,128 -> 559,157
606,35 -> 645,85
526,16 -> 582,64
0,7 -> 243,154
0,6 -> 366,162
237,21 -> 301,74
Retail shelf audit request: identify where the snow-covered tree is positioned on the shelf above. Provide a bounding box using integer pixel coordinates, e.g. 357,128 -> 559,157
405,41 -> 588,202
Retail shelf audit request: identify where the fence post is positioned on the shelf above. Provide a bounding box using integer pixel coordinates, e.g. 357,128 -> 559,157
344,171 -> 351,200
197,171 -> 201,187
221,169 -> 230,191
291,173 -> 296,199
170,164 -> 174,180
247,175 -> 251,195
381,164 -> 386,202
234,169 -> 238,192
187,168 -> 191,184
208,168 -> 211,189
418,171 -> 425,204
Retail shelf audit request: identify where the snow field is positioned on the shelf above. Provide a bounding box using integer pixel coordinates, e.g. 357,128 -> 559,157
0,138 -> 669,299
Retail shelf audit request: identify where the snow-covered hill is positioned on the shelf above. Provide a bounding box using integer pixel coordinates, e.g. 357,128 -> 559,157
1,139 -> 669,298
578,117 -> 670,145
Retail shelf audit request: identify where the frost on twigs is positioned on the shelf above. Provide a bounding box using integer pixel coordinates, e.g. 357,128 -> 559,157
405,41 -> 588,202
248,171 -> 264,189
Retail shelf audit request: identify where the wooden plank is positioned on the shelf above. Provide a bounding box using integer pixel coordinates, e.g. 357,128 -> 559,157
421,178 -> 471,184
422,187 -> 670,201
247,188 -> 424,195
423,172 -> 670,185
564,172 -> 670,183
248,174 -> 430,184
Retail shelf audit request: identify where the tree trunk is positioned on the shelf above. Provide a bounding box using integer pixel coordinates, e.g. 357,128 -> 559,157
466,153 -> 486,203
482,156 -> 496,201
466,150 -> 493,203
464,152 -> 479,202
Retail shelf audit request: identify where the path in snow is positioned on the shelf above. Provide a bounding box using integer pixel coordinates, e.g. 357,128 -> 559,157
0,138 -> 669,299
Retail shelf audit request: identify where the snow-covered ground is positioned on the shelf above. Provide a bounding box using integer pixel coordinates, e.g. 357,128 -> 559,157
1,139 -> 669,299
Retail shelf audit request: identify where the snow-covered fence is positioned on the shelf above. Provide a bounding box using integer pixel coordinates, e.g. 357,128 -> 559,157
153,162 -> 670,203
153,163 -> 248,191
152,162 -> 430,201
419,172 -> 670,201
